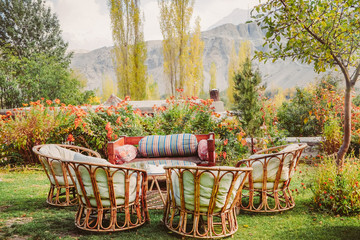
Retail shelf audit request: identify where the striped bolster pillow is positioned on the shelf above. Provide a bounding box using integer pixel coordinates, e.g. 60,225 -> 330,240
138,134 -> 198,157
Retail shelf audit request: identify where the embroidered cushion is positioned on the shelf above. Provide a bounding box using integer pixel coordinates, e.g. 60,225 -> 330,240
138,134 -> 198,158
114,145 -> 138,164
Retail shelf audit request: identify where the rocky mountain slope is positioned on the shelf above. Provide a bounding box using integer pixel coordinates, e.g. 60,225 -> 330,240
207,8 -> 250,30
71,22 -> 322,96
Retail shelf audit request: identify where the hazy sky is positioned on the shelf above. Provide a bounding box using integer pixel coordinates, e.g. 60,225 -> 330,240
46,0 -> 259,51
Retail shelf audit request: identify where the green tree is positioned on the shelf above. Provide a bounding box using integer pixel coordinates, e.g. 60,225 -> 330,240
0,0 -> 94,108
0,52 -> 94,108
233,57 -> 263,153
0,0 -> 71,63
110,0 -> 147,100
277,88 -> 320,137
253,0 -> 360,167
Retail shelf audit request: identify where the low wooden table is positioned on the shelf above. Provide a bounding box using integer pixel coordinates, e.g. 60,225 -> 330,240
124,160 -> 196,209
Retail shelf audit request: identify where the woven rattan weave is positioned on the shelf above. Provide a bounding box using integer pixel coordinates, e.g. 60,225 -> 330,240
32,144 -> 101,207
236,143 -> 307,212
163,165 -> 252,239
65,161 -> 149,232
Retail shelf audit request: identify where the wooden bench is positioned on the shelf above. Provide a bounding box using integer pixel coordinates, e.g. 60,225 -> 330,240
107,133 -> 216,166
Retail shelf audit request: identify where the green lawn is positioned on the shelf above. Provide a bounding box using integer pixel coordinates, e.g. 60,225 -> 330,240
0,165 -> 359,240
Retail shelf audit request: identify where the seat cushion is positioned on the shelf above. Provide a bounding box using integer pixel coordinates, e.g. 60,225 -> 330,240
138,134 -> 198,157
245,144 -> 300,189
76,166 -> 138,207
171,170 -> 243,213
39,145 -> 78,185
39,145 -> 109,185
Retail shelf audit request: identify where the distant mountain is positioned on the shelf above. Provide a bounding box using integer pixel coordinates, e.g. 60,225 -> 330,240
70,21 -> 322,96
207,8 -> 251,30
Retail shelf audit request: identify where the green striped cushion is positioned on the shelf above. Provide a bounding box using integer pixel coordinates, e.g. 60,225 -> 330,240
138,134 -> 198,157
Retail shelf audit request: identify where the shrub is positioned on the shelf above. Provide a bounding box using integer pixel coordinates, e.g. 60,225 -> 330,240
0,99 -> 73,165
277,88 -> 320,136
311,156 -> 360,215
321,117 -> 342,155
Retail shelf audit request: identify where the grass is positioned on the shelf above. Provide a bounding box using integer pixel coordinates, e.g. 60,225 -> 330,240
0,165 -> 360,240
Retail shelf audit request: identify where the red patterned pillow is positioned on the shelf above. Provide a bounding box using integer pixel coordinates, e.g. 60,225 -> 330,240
114,145 -> 138,164
197,140 -> 209,161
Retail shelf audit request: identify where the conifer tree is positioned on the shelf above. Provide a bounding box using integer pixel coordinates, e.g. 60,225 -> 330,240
233,57 -> 263,153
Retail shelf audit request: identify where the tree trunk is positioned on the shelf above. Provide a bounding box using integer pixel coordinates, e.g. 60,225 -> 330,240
336,85 -> 352,168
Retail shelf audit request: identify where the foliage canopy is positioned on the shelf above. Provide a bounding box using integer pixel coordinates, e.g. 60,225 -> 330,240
253,0 -> 360,166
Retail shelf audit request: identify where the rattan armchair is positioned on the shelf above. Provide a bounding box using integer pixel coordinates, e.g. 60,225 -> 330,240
236,143 -> 307,213
32,144 -> 101,207
163,166 -> 252,239
65,160 -> 149,232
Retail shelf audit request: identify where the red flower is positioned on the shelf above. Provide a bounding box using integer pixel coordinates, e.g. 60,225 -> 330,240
330,196 -> 333,199
222,152 -> 227,159
66,134 -> 75,142
224,139 -> 228,146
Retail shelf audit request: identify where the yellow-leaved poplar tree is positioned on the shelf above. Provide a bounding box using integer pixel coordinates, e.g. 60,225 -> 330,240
186,17 -> 204,97
159,0 -> 194,96
227,40 -> 251,106
110,0 -> 147,100
145,75 -> 160,100
209,61 -> 217,90
102,74 -> 117,102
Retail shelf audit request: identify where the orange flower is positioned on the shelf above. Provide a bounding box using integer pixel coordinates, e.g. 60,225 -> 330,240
124,117 -> 129,123
105,122 -> 111,131
116,116 -> 122,124
224,139 -> 228,146
66,134 -> 75,142
222,152 -> 227,159
46,100 -> 52,105
55,99 -> 61,104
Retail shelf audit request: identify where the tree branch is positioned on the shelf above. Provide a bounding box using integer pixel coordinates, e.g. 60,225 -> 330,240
350,63 -> 360,86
